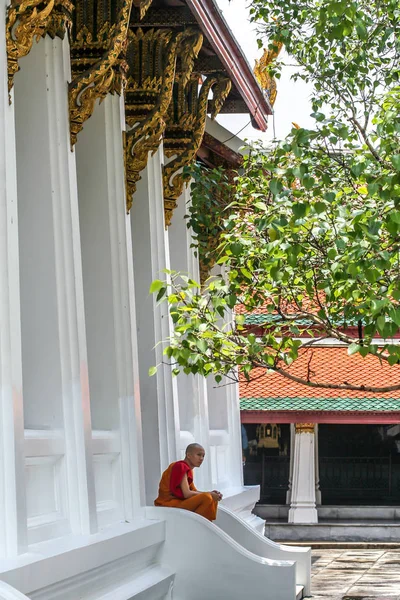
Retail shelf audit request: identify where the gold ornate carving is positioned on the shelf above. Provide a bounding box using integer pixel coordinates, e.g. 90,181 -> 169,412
132,0 -> 152,19
295,423 -> 315,434
7,0 -> 54,96
163,73 -> 231,227
124,27 -> 203,213
68,0 -> 133,147
6,0 -> 73,97
254,42 -> 283,107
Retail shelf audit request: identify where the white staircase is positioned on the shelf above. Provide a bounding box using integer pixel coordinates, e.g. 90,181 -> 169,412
1,508 -> 311,600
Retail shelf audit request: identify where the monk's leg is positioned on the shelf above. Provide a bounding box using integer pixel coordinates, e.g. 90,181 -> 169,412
179,492 -> 218,521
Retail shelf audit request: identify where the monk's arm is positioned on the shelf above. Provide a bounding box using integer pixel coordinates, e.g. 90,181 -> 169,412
180,474 -> 202,499
181,475 -> 222,502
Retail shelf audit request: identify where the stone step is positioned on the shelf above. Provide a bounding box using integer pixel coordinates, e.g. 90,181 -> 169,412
278,540 -> 400,549
256,504 -> 400,521
265,520 -> 400,542
95,566 -> 175,600
296,585 -> 304,600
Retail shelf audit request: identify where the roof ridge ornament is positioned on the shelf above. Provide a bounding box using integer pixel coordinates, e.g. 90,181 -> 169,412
254,42 -> 283,107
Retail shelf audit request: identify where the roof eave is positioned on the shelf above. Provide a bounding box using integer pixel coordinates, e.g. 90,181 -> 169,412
241,410 -> 400,424
185,0 -> 272,131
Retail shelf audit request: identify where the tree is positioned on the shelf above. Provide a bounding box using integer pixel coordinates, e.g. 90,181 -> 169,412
151,0 -> 400,392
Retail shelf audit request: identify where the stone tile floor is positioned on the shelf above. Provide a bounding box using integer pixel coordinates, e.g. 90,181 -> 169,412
310,549 -> 400,599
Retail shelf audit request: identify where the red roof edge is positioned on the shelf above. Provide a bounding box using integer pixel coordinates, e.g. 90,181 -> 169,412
241,410 -> 400,425
186,0 -> 272,130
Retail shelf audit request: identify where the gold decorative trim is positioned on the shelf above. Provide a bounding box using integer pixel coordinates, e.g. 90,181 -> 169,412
133,0 -> 153,20
295,423 -> 315,434
163,73 -> 231,227
68,0 -> 133,147
6,0 -> 55,97
254,42 -> 283,107
124,28 -> 203,213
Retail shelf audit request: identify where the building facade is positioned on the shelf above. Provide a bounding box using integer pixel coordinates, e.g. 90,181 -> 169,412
0,0 -> 312,598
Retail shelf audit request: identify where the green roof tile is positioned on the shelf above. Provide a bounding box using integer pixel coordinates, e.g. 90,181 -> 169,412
240,397 -> 400,412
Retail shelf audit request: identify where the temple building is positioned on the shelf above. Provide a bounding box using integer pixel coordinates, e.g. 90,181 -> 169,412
0,0 -> 311,598
241,310 -> 400,542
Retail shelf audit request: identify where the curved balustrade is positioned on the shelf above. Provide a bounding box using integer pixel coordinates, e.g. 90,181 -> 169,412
0,583 -> 30,600
147,505 -> 297,600
216,505 -> 311,596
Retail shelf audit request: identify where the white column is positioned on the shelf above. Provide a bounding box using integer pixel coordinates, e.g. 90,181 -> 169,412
288,423 -> 318,524
14,37 -> 97,537
168,187 -> 211,490
0,0 -> 27,557
130,147 -> 180,504
315,423 -> 321,505
76,94 -> 146,523
286,424 -> 295,505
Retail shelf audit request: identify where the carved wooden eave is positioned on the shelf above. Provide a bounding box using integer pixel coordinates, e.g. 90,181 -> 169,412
123,26 -> 203,213
68,0 -> 154,147
162,73 -> 231,227
6,0 -> 73,98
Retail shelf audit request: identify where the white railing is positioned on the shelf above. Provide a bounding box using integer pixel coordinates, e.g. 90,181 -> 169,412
216,505 -> 311,596
147,506 -> 296,600
0,582 -> 30,600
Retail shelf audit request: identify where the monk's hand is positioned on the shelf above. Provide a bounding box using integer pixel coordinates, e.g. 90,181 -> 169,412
211,490 -> 223,501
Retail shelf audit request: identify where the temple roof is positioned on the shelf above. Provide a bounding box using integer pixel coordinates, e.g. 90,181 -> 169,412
240,347 -> 400,415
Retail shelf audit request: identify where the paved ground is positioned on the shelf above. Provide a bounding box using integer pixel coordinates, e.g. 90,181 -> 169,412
310,549 -> 400,599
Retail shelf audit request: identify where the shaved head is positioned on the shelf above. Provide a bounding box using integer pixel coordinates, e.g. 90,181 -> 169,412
185,443 -> 204,455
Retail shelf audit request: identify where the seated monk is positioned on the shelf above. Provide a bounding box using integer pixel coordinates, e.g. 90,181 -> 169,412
154,443 -> 223,521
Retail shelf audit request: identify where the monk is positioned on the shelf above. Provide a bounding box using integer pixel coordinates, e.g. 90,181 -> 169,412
154,443 -> 223,521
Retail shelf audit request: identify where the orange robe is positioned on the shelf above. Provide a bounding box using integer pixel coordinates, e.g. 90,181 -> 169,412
154,461 -> 218,521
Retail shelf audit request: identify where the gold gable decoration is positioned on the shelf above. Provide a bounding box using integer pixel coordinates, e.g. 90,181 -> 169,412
6,0 -> 73,97
124,27 -> 203,213
163,72 -> 231,227
254,42 -> 282,107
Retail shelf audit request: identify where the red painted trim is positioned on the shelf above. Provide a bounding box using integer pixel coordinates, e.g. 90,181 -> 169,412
185,0 -> 272,130
241,410 -> 400,424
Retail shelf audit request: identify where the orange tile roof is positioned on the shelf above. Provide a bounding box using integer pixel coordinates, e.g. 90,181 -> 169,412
239,347 -> 400,400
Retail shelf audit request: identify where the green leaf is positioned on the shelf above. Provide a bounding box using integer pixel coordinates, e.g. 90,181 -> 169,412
391,155 -> 400,171
149,279 -> 165,294
148,366 -> 157,377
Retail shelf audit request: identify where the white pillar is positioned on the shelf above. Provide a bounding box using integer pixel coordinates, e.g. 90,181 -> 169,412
0,0 -> 27,556
14,37 -> 97,537
288,423 -> 318,524
286,424 -> 295,505
315,423 -> 321,505
130,147 -> 180,504
76,94 -> 146,523
168,187 -> 211,490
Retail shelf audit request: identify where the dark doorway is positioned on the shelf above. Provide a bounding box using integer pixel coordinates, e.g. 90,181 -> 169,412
319,424 -> 400,505
242,423 -> 291,503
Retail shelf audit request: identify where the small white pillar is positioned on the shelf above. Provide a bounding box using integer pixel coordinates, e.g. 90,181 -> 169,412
315,423 -> 322,505
288,423 -> 318,524
130,147 -> 180,504
76,94 -> 146,523
0,0 -> 27,556
168,187 -> 211,490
